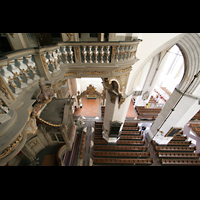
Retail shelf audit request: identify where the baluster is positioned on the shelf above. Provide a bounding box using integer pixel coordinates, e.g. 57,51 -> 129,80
132,45 -> 137,59
129,45 -> 133,58
48,51 -> 54,64
68,46 -> 74,63
56,48 -> 63,65
105,46 -> 110,63
48,51 -> 57,73
1,64 -> 21,94
8,60 -> 27,89
0,98 -> 9,114
82,46 -> 87,63
124,46 -> 129,60
52,50 -> 60,70
100,46 -> 105,63
43,53 -> 49,64
120,46 -> 125,61
25,55 -> 40,80
17,57 -> 33,84
61,46 -> 69,63
128,46 -> 132,59
115,46 -> 120,62
88,46 -> 93,63
93,46 -> 99,63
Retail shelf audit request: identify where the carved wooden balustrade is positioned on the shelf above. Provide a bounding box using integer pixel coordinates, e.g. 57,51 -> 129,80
0,40 -> 141,165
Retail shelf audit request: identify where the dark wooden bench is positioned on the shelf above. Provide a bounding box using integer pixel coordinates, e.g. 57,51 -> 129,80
123,122 -> 138,127
157,152 -> 200,159
93,158 -> 153,165
93,151 -> 151,158
101,106 -> 105,118
153,140 -> 192,146
171,136 -> 187,141
79,132 -> 86,159
119,135 -> 143,140
154,146 -> 196,152
94,135 -> 143,140
94,145 -> 148,152
121,131 -> 141,136
122,126 -> 139,131
160,158 -> 200,165
94,139 -> 145,146
135,106 -> 161,120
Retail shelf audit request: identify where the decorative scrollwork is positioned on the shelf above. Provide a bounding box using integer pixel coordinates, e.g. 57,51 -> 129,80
0,134 -> 23,159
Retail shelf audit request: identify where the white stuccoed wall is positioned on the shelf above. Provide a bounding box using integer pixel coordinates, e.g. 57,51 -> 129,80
126,33 -> 186,95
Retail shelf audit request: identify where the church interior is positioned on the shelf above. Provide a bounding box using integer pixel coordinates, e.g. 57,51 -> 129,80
1,33 -> 200,166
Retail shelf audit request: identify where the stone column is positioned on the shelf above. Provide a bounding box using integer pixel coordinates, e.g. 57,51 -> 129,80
102,74 -> 132,143
148,88 -> 200,144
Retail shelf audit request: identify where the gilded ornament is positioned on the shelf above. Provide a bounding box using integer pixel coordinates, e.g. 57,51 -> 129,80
65,33 -> 73,41
64,72 -> 78,76
83,71 -> 108,75
0,134 -> 23,159
115,66 -> 132,73
74,47 -> 80,61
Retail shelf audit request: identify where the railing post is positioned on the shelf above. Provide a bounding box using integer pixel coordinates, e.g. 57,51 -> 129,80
34,49 -> 51,80
111,46 -> 116,63
73,46 -> 81,64
0,74 -> 16,105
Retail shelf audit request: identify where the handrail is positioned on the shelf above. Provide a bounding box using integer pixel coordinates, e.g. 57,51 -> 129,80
0,40 -> 141,164
0,40 -> 141,102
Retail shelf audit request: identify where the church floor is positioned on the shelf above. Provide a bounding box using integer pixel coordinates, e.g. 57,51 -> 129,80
74,96 -> 100,117
74,97 -> 137,118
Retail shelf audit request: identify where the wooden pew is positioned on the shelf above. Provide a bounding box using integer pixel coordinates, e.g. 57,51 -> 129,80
157,152 -> 200,159
123,122 -> 138,127
152,140 -> 192,146
148,96 -> 157,103
135,106 -> 161,120
93,158 -> 153,165
154,146 -> 196,152
101,106 -> 105,118
94,145 -> 148,152
171,136 -> 187,141
160,159 -> 200,165
94,139 -> 145,146
121,131 -> 141,136
119,135 -> 143,140
122,126 -> 139,131
79,132 -> 86,159
94,135 -> 143,140
191,110 -> 200,120
93,151 -> 151,158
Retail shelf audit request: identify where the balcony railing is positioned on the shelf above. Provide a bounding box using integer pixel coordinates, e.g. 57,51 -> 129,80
0,40 -> 141,99
0,40 -> 141,164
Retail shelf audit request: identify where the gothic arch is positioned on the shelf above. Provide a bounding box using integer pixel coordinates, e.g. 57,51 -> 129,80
129,33 -> 200,96
176,33 -> 200,94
